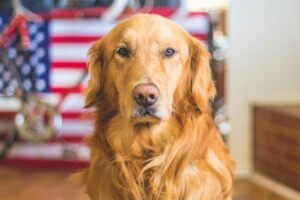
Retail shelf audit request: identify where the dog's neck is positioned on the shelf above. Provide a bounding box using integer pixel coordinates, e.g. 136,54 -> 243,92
92,110 -> 215,199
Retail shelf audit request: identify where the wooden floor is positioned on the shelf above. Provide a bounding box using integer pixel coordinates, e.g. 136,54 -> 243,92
233,179 -> 288,200
0,166 -> 288,200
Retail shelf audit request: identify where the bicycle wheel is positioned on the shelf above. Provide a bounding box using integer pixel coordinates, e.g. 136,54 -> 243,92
15,95 -> 62,142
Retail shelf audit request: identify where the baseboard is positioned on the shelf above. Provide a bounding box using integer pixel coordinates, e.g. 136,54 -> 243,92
235,171 -> 251,179
251,173 -> 300,200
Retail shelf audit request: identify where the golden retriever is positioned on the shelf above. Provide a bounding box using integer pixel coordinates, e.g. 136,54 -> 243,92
79,14 -> 234,200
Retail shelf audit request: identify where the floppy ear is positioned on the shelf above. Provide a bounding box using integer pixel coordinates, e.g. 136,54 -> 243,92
85,39 -> 105,108
189,37 -> 216,113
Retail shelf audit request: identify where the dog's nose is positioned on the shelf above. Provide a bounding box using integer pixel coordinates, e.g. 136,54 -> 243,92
133,84 -> 159,106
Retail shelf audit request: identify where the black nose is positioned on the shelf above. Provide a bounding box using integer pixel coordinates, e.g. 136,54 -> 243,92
132,84 -> 160,107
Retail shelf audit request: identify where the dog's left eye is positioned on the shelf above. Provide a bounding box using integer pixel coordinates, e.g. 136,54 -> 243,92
117,47 -> 130,58
164,48 -> 176,57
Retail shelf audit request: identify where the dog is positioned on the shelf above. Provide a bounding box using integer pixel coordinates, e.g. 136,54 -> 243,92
79,14 -> 234,200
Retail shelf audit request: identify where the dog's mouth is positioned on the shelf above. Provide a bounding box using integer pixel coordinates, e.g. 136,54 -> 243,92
130,106 -> 161,124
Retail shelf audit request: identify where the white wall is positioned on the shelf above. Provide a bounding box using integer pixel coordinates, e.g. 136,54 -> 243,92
228,0 -> 300,176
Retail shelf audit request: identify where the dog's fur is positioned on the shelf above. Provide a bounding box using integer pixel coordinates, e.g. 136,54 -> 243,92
79,14 -> 234,200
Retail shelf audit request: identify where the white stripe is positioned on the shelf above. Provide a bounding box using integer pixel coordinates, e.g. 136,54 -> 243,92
0,93 -> 84,111
59,93 -> 85,112
50,18 -> 208,36
50,19 -> 115,36
0,98 -> 20,111
6,142 -> 89,160
50,43 -> 90,61
0,118 -> 92,138
178,16 -> 209,34
0,94 -> 86,114
58,119 -> 92,136
50,68 -> 85,88
43,92 -> 86,112
0,95 -> 59,111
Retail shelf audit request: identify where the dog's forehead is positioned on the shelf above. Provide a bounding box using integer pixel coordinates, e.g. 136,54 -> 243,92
108,14 -> 188,44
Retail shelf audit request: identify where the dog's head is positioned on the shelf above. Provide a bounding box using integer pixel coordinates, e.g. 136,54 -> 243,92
85,14 -> 215,125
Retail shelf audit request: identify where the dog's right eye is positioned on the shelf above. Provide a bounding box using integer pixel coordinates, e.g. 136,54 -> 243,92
163,48 -> 176,57
117,47 -> 130,58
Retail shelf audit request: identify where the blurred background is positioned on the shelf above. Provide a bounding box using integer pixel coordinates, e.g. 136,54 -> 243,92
0,0 -> 299,199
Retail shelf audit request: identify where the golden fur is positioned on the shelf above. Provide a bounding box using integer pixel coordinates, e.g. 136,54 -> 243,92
79,14 -> 234,200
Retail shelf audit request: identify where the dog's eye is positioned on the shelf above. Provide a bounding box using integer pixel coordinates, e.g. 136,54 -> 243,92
117,47 -> 130,58
164,48 -> 176,57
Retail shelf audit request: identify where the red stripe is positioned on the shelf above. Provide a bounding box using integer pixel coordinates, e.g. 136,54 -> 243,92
0,111 -> 88,119
192,33 -> 208,41
53,136 -> 85,143
149,7 -> 176,17
0,135 -> 85,143
51,36 -> 101,44
43,7 -> 107,19
43,7 -> 175,19
51,86 -> 84,94
0,157 -> 88,169
50,34 -> 206,45
61,111 -> 88,118
49,135 -> 86,143
51,61 -> 87,69
0,111 -> 16,118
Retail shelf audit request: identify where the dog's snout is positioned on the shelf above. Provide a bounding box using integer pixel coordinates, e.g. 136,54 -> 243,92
133,84 -> 160,106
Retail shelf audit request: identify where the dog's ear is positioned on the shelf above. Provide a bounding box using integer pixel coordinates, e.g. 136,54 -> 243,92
188,37 -> 216,113
85,39 -> 105,108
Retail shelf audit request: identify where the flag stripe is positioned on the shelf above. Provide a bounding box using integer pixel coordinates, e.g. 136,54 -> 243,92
51,34 -> 207,44
51,35 -> 101,43
50,19 -> 114,36
50,68 -> 85,88
45,7 -> 107,19
51,86 -> 84,93
0,157 -> 88,169
4,142 -> 89,159
51,61 -> 87,69
0,135 -> 86,143
45,7 -> 208,19
50,43 -> 90,61
0,111 -> 91,120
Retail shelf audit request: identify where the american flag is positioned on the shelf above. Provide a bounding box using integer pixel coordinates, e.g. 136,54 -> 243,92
0,12 -> 49,94
0,8 -> 211,168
